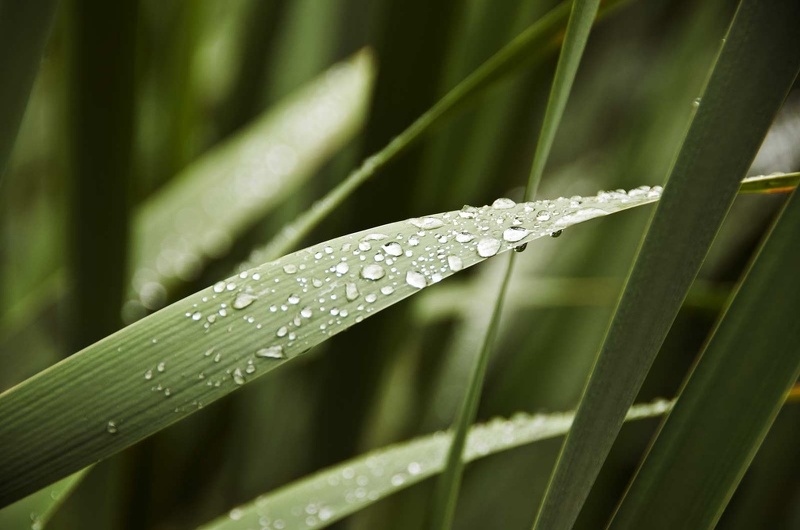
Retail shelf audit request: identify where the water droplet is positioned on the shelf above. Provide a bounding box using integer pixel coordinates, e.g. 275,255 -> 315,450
301,307 -> 313,318
459,205 -> 478,218
693,97 -> 701,108
365,293 -> 377,303
476,238 -> 501,257
536,211 -> 551,221
550,230 -> 563,238
335,262 -> 350,274
382,242 -> 403,257
233,368 -> 245,385
191,311 -> 202,321
492,197 -> 516,209
256,345 -> 285,359
144,369 -> 153,380
283,264 -> 298,274
288,294 -> 301,305
380,285 -> 394,295
447,255 -> 463,271
360,264 -> 385,280
362,233 -> 388,241
455,231 -> 475,243
406,271 -> 427,289
409,217 -> 444,230
345,282 -> 359,301
358,241 -> 371,252
232,292 -> 257,309
276,326 -> 288,337
514,243 -> 528,253
213,281 -> 225,293
157,362 -> 166,373
502,227 -> 529,242
106,421 -> 118,434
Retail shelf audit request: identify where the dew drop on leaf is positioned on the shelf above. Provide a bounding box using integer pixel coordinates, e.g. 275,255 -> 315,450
360,264 -> 385,280
502,227 -> 529,242
409,217 -> 444,230
381,242 -> 403,257
406,271 -> 427,289
256,345 -> 285,359
233,368 -> 245,385
491,197 -> 516,209
232,292 -> 257,310
345,282 -> 360,301
476,238 -> 501,257
447,255 -> 463,271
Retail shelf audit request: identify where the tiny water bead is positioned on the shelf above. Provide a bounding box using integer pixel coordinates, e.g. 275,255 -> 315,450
106,421 -> 118,434
550,230 -> 563,238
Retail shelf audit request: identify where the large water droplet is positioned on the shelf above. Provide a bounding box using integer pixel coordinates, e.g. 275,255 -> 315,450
406,271 -> 427,289
335,262 -> 350,274
382,242 -> 403,257
360,264 -> 385,280
277,326 -> 288,337
256,345 -> 285,359
288,294 -> 301,305
502,227 -> 529,242
345,282 -> 360,301
476,238 -> 501,257
447,255 -> 463,271
409,217 -> 444,230
455,231 -> 475,243
492,197 -> 516,209
283,264 -> 298,274
300,307 -> 313,318
232,292 -> 257,309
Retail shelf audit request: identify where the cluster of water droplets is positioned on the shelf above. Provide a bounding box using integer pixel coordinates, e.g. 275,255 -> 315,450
163,186 -> 664,394
207,398 -> 672,529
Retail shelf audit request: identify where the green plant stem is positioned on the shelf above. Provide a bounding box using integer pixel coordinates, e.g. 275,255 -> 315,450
429,1 -> 602,528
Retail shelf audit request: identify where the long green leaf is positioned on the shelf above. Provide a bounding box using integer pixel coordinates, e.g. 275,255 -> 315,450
430,1 -> 602,528
0,0 -> 58,181
199,401 -> 671,530
532,2 -> 800,529
0,187 -> 660,506
609,189 -> 800,528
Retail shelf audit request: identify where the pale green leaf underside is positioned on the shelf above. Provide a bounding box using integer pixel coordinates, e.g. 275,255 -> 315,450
0,186 -> 661,505
199,400 -> 672,530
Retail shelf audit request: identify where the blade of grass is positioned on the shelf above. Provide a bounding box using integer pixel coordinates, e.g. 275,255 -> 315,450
0,0 -> 58,182
244,0 -> 632,266
531,2 -> 800,529
0,469 -> 89,530
0,187 -> 660,506
429,1 -> 602,528
198,401 -> 672,530
608,189 -> 800,528
739,171 -> 800,194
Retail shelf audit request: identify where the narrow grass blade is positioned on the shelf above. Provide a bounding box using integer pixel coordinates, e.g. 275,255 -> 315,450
739,171 -> 800,194
0,470 -> 88,530
244,0 -> 632,265
0,187 -> 659,506
198,401 -> 672,530
430,1 -> 602,528
129,51 -> 373,311
0,0 -> 58,181
532,3 -> 800,530
609,189 -> 800,528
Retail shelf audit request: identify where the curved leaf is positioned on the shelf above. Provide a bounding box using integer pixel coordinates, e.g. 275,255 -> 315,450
0,187 -> 661,506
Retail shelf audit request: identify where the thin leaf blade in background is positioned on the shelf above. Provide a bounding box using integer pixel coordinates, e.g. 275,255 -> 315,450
532,2 -> 800,529
199,401 -> 671,530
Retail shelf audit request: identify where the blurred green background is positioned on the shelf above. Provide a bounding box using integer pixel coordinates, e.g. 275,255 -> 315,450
1,0 -> 798,528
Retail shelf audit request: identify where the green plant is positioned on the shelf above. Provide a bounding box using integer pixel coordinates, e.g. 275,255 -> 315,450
1,0 -> 798,529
